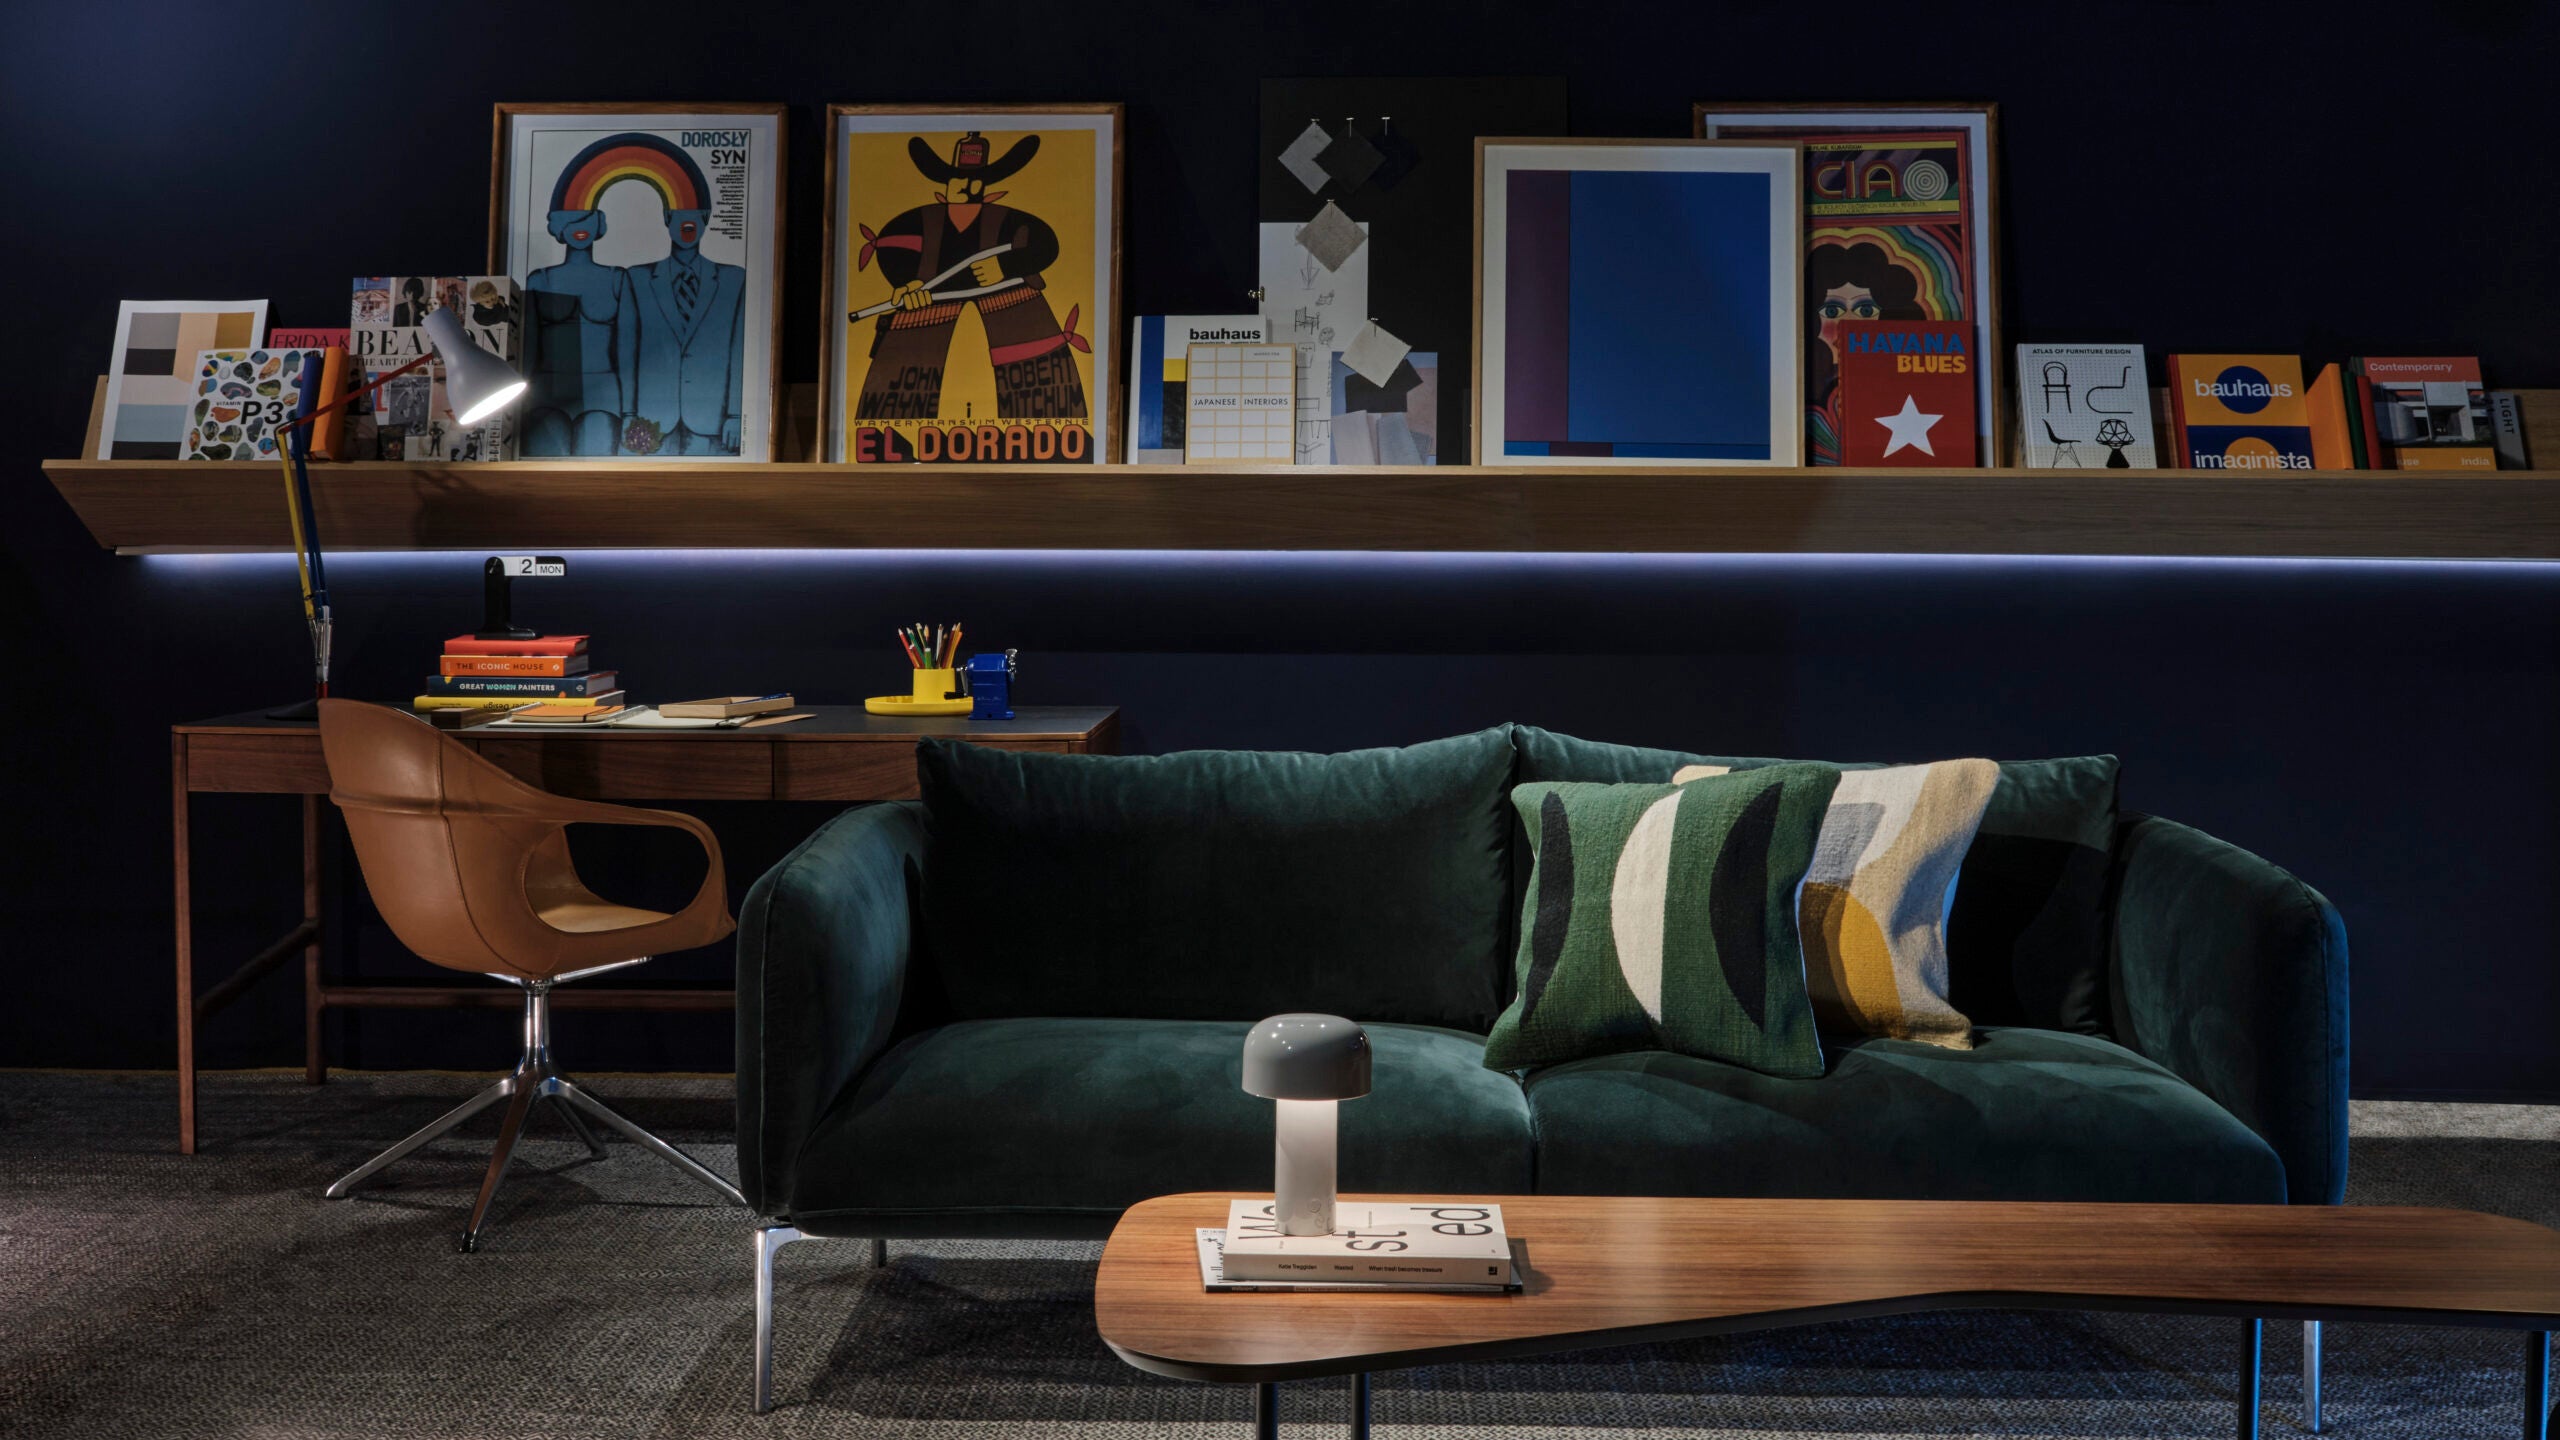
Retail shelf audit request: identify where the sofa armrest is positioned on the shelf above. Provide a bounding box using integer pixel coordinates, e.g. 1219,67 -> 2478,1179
736,800 -> 927,1216
2107,813 -> 2349,1205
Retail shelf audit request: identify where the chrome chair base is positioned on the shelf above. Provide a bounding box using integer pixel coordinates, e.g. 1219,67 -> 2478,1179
322,974 -> 746,1250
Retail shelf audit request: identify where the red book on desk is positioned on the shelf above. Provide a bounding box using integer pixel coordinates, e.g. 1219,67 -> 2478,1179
442,634 -> 589,657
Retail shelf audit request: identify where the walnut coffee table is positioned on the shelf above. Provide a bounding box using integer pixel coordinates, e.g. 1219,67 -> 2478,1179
1097,1193 -> 2560,1440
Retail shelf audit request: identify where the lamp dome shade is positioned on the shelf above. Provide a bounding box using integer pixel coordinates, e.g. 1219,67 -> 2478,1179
422,308 -> 528,427
1241,1014 -> 1372,1100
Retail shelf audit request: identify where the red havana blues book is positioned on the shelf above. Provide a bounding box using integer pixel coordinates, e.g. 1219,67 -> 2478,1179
1837,321 -> 1978,467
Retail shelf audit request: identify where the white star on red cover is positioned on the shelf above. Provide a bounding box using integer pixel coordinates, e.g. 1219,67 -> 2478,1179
1874,395 -> 1943,457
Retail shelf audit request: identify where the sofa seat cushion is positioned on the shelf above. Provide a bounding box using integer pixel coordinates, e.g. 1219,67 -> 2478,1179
1523,1026 -> 2285,1204
788,1017 -> 1533,1238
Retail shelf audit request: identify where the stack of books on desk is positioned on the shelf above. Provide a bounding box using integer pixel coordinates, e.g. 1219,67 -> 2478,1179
1198,1200 -> 1521,1293
414,634 -> 624,715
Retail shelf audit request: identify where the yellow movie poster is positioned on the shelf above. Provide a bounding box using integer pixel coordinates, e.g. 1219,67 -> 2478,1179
824,105 -> 1120,463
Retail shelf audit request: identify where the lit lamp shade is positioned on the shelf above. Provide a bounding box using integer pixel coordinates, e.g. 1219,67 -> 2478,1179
1241,1014 -> 1371,1236
422,308 -> 528,427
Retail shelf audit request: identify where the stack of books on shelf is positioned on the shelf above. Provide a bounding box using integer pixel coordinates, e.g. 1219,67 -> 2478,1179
1197,1200 -> 1521,1293
414,634 -> 622,719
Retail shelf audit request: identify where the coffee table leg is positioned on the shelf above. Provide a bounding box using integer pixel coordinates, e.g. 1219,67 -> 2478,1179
2527,1331 -> 2551,1440
2237,1317 -> 2262,1440
2302,1320 -> 2321,1433
1352,1371 -> 1371,1439
1253,1381 -> 1278,1440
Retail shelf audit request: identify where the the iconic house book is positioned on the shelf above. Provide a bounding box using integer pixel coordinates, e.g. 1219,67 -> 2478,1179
1217,1199 -> 1512,1284
440,653 -> 591,677
1127,315 -> 1269,463
2354,357 -> 2495,470
2016,344 -> 2156,468
2165,354 -> 2315,470
1835,321 -> 1977,467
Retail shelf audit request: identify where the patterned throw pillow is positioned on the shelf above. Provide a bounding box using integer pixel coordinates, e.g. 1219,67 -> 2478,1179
1483,764 -> 1840,1077
1676,758 -> 1998,1048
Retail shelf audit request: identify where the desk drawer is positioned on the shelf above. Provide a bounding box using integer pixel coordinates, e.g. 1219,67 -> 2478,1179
771,739 -> 1073,801
470,738 -> 773,800
184,734 -> 332,793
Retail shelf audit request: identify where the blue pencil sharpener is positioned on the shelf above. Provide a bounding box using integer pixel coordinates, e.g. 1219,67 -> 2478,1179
965,649 -> 1017,720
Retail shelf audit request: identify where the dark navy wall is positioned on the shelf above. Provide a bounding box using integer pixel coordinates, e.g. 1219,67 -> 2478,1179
3,3 -> 2555,1098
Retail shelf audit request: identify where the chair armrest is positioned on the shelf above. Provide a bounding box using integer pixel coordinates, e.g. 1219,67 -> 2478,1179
2107,813 -> 2349,1204
734,800 -> 926,1217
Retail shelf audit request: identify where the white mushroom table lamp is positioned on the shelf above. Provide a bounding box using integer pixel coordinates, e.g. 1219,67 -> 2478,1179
1241,1013 -> 1372,1236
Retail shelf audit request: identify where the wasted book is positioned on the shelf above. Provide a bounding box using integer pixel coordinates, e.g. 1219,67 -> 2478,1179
1217,1199 -> 1512,1285
1195,1228 -> 1522,1293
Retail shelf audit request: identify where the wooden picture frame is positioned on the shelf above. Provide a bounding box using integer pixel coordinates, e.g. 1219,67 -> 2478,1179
821,102 -> 1125,464
1695,101 -> 2005,466
1473,138 -> 1804,467
489,101 -> 788,462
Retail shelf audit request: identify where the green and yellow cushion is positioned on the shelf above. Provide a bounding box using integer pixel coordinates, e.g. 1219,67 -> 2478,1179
1483,764 -> 1839,1077
1682,758 -> 1999,1048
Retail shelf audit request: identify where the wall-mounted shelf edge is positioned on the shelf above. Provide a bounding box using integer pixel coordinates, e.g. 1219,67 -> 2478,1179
40,456 -> 2560,559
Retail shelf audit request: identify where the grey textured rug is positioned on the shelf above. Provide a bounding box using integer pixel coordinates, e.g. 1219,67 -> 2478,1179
1,1071 -> 2554,1438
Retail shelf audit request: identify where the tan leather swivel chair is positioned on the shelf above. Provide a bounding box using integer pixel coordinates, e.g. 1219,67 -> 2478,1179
317,699 -> 745,1249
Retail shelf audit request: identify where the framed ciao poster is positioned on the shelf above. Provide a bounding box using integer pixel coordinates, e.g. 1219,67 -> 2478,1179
1696,102 -> 2003,466
1475,138 -> 1803,466
490,102 -> 786,461
822,103 -> 1123,464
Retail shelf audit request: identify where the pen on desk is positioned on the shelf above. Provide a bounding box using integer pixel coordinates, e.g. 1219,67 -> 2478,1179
897,631 -> 923,667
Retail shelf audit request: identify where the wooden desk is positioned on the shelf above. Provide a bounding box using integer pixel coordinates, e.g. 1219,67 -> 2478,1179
171,704 -> 1119,1153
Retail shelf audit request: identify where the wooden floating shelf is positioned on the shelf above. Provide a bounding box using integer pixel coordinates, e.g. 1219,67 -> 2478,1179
41,457 -> 2560,559
46,383 -> 2560,559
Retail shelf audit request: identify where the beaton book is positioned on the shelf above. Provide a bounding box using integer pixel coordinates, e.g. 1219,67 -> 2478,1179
1216,1200 -> 1512,1284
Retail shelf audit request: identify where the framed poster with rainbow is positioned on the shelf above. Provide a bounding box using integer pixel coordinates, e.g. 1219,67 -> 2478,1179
490,103 -> 786,462
1696,103 -> 2003,467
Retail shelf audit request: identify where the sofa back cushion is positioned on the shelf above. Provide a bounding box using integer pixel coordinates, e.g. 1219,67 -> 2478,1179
917,730 -> 1517,1030
1512,727 -> 2120,1036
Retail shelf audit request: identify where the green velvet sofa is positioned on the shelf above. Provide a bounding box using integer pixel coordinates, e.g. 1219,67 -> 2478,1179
734,725 -> 2347,1407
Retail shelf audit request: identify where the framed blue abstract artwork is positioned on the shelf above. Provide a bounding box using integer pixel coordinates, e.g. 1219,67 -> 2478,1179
1474,140 -> 1802,466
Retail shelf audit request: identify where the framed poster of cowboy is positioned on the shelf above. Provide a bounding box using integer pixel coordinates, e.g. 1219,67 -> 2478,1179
822,103 -> 1124,464
490,103 -> 787,462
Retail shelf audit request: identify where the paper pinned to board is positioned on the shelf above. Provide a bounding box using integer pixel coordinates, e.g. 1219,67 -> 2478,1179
1277,121 -> 1332,194
1340,318 -> 1412,388
1293,201 -> 1368,272
1258,220 -> 1369,355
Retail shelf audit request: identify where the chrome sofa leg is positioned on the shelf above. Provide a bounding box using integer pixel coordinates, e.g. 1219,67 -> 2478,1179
556,1078 -> 747,1207
324,1074 -> 513,1199
754,1225 -> 807,1413
2302,1319 -> 2322,1432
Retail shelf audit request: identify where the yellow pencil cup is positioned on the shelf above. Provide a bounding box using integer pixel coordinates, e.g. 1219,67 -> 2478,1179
912,667 -> 957,701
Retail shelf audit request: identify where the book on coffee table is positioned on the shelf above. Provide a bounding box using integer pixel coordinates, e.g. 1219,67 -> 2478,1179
1216,1199 -> 1513,1285
1195,1228 -> 1521,1293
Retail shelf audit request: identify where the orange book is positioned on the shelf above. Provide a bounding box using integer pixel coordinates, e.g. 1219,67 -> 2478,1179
439,654 -> 589,677
308,346 -> 355,461
2305,364 -> 2354,470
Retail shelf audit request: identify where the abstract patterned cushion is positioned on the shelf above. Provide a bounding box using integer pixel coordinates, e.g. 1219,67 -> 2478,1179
1680,758 -> 1998,1048
1483,764 -> 1840,1078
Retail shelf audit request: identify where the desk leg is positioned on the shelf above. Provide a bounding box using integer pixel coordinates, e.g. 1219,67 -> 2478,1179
1252,1381 -> 1278,1440
1351,1371 -> 1370,1440
302,795 -> 324,1085
2237,1317 -> 2262,1440
172,735 -> 196,1155
2528,1331 -> 2551,1440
